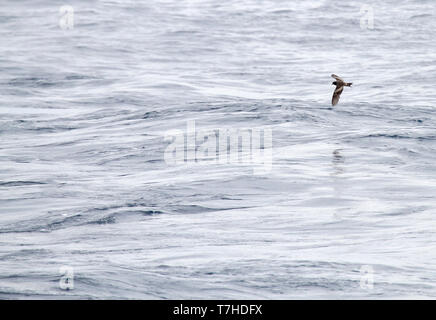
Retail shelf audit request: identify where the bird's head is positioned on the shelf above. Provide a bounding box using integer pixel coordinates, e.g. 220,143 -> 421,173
332,81 -> 337,86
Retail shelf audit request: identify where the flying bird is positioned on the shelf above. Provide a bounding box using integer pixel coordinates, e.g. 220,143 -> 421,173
331,74 -> 352,106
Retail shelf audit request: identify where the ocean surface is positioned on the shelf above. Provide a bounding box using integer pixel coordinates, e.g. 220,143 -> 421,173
1,0 -> 436,299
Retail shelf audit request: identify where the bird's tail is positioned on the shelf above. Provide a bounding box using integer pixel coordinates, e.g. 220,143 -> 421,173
345,82 -> 352,87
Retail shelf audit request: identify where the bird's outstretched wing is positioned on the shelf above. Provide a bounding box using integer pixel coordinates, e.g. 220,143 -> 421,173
332,85 -> 343,106
331,74 -> 344,83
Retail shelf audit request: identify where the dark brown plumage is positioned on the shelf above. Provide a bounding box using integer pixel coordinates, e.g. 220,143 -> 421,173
331,74 -> 352,106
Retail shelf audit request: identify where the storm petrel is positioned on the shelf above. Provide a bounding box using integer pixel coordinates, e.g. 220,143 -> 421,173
331,74 -> 352,106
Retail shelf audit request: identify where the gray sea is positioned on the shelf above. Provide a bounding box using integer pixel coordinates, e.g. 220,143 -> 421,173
1,0 -> 436,299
